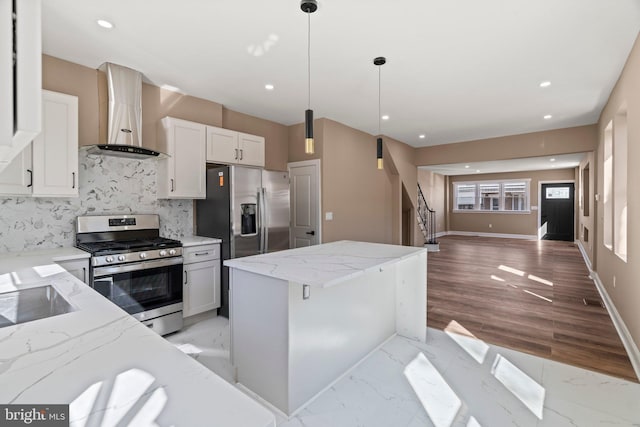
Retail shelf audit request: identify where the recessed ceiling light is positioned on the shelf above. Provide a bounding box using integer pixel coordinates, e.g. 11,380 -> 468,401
539,81 -> 551,88
96,19 -> 114,29
265,84 -> 274,90
419,134 -> 426,139
464,165 -> 470,169
381,115 -> 389,120
476,169 -> 480,173
550,158 -> 556,162
544,114 -> 552,120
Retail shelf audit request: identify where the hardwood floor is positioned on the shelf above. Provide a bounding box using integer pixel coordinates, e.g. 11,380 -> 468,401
427,235 -> 638,382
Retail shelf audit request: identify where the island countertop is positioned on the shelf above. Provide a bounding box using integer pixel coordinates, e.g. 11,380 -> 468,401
224,240 -> 427,287
0,250 -> 275,427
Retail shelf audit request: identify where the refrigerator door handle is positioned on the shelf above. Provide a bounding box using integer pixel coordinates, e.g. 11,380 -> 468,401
262,187 -> 269,253
257,189 -> 264,253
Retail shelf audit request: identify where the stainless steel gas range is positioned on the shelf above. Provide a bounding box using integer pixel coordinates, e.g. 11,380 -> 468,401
75,214 -> 183,335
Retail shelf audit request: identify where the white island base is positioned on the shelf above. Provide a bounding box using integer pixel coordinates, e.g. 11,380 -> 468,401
225,241 -> 427,416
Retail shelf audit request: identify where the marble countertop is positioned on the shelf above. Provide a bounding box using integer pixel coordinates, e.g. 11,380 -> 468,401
181,236 -> 222,247
0,247 -> 90,274
0,249 -> 275,427
224,240 -> 427,288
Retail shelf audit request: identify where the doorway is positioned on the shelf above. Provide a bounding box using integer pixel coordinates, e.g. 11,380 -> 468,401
540,182 -> 575,241
288,159 -> 321,248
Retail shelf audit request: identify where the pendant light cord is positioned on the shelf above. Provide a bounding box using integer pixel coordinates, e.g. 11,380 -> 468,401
378,65 -> 381,135
308,12 -> 311,110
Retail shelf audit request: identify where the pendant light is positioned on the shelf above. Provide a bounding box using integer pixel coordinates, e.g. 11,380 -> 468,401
301,0 -> 317,154
374,56 -> 386,169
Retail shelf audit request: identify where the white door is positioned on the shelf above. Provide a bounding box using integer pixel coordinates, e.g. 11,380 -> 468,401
288,159 -> 320,248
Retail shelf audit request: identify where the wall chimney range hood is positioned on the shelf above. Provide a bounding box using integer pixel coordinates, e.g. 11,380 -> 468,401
88,62 -> 163,159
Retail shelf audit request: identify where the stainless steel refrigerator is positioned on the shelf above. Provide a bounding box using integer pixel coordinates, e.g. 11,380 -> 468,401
195,165 -> 290,317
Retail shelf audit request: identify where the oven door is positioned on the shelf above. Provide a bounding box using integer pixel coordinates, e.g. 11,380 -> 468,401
92,257 -> 183,317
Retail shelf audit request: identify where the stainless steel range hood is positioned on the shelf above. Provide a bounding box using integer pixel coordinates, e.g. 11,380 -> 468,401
88,62 -> 162,159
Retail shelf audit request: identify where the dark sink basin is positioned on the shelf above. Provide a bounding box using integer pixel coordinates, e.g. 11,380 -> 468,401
0,285 -> 75,328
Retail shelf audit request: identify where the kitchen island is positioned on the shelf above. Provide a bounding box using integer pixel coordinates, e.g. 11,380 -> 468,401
225,240 -> 427,416
0,249 -> 275,427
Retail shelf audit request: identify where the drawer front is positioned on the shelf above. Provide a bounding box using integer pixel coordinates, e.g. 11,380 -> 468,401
183,244 -> 220,263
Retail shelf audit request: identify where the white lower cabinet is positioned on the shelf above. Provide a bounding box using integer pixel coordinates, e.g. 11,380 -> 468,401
183,244 -> 221,317
55,258 -> 89,284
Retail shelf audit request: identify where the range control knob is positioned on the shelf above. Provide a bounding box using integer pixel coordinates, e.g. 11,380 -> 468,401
159,250 -> 167,256
139,252 -> 147,259
118,255 -> 126,262
105,256 -> 114,263
169,249 -> 176,256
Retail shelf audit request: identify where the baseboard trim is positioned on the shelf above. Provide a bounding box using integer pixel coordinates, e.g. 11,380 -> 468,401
446,231 -> 537,240
435,231 -> 448,238
575,244 -> 640,381
575,240 -> 592,271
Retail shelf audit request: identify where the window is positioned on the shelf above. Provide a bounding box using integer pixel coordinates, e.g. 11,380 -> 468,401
613,112 -> 627,262
454,179 -> 530,212
479,183 -> 500,210
581,165 -> 590,216
603,121 -> 613,250
455,183 -> 476,210
504,182 -> 527,211
603,112 -> 628,262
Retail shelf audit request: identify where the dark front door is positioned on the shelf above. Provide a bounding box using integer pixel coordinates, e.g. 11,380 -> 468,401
540,183 -> 575,241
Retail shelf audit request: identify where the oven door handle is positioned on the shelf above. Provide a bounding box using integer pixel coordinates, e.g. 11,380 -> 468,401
93,256 -> 184,277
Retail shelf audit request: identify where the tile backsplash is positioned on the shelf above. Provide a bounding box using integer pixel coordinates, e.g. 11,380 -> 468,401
0,149 -> 193,253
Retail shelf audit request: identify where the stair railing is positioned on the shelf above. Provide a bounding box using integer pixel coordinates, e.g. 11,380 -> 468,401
417,184 -> 437,245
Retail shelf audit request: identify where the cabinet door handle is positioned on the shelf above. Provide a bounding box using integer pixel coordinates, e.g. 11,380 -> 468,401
72,172 -> 76,189
82,267 -> 86,283
194,252 -> 209,256
184,270 -> 188,285
171,178 -> 175,192
239,149 -> 243,160
27,169 -> 33,187
234,148 -> 238,160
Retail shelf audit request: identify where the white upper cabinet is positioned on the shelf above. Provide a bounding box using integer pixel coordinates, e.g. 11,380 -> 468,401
157,117 -> 206,199
238,132 -> 265,167
0,90 -> 78,197
32,91 -> 79,197
206,126 -> 239,164
206,125 -> 265,167
0,0 -> 42,173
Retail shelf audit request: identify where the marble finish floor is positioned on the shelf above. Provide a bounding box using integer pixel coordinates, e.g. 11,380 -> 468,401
166,312 -> 640,427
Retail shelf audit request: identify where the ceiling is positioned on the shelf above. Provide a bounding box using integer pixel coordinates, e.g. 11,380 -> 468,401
41,1 -> 640,148
420,153 -> 586,176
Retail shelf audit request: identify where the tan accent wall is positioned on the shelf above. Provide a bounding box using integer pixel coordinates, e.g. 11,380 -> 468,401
142,84 -> 222,152
595,33 -> 640,351
577,152 -> 595,266
415,125 -> 598,166
288,121 -> 323,163
320,119 -> 393,244
449,168 -> 575,236
42,55 -> 100,146
384,137 -> 420,246
222,108 -> 289,171
417,169 -> 446,234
